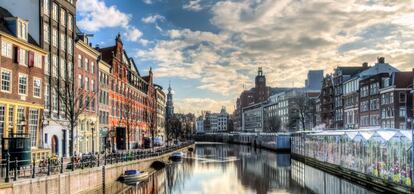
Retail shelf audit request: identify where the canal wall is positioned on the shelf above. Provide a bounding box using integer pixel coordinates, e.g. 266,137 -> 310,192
0,144 -> 194,194
194,132 -> 291,151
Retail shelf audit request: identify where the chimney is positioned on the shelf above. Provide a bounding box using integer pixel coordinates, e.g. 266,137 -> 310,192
89,42 -> 92,47
377,57 -> 385,64
362,62 -> 368,68
95,44 -> 100,50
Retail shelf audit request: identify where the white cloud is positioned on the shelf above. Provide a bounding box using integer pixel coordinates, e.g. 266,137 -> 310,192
142,14 -> 165,23
143,0 -> 153,4
124,27 -> 143,42
77,0 -> 130,32
183,0 -> 203,11
138,0 -> 414,113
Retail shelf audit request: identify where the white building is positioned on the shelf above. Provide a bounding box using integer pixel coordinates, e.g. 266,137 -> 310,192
217,107 -> 229,132
196,116 -> 204,134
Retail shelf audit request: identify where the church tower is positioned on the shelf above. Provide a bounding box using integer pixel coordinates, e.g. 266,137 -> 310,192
166,82 -> 174,120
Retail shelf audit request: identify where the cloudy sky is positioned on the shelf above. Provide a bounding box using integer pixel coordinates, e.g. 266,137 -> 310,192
77,0 -> 414,115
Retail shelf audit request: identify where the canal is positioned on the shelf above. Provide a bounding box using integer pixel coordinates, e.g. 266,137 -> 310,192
107,143 -> 378,194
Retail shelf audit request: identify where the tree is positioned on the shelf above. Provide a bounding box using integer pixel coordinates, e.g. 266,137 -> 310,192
121,94 -> 135,150
264,115 -> 282,132
53,73 -> 96,156
290,92 -> 317,131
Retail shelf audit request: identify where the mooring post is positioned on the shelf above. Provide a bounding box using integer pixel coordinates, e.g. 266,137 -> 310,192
13,158 -> 18,181
5,152 -> 10,182
32,159 -> 36,178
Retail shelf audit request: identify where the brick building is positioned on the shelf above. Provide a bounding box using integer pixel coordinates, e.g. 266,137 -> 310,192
0,9 -> 47,159
98,34 -> 156,150
380,72 -> 414,129
74,34 -> 99,154
320,75 -> 334,129
98,59 -> 112,152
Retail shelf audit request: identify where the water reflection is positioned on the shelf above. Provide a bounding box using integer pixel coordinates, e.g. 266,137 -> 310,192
114,143 -> 378,194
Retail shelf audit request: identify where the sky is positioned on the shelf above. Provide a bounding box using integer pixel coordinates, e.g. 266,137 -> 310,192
76,0 -> 414,115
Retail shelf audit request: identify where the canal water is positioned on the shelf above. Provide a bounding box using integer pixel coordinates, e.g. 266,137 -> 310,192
109,143 -> 378,194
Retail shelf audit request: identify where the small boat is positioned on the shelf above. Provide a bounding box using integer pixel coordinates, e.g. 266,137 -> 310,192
120,170 -> 149,182
170,152 -> 185,160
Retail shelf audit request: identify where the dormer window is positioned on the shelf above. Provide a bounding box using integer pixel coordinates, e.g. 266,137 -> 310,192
5,17 -> 29,41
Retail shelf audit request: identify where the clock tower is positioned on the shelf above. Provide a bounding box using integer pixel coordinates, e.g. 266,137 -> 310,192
254,67 -> 269,102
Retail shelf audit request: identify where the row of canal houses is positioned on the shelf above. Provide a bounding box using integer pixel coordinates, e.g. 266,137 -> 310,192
0,1 -> 166,161
319,57 -> 414,131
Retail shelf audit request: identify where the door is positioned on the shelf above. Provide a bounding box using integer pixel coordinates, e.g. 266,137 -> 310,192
51,135 -> 59,155
116,127 -> 126,150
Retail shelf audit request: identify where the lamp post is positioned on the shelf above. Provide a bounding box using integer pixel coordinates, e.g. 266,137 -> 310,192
91,121 -> 95,154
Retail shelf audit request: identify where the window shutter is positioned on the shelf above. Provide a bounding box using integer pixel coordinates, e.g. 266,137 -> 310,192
28,51 -> 34,67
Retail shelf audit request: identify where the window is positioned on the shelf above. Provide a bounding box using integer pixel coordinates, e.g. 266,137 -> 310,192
52,89 -> 58,112
68,61 -> 73,80
1,41 -> 12,58
60,33 -> 66,51
8,106 -> 14,136
84,58 -> 89,71
18,74 -> 28,95
45,83 -> 50,110
43,0 -> 49,15
52,3 -> 58,20
52,28 -> 57,47
19,48 -> 27,66
91,62 -> 95,74
29,109 -> 39,147
1,69 -> 11,92
370,82 -> 379,95
399,92 -> 406,103
399,107 -> 406,118
85,77 -> 89,91
68,37 -> 73,55
78,75 -> 82,88
91,80 -> 95,92
370,98 -> 379,110
361,101 -> 369,112
78,55 -> 82,68
68,14 -> 73,30
44,54 -> 50,75
18,21 -> 28,41
60,8 -> 66,26
34,53 -> 42,68
33,78 -> 41,98
60,58 -> 65,79
360,86 -> 369,97
52,55 -> 57,77
0,105 -> 4,138
370,114 -> 379,126
16,107 -> 25,134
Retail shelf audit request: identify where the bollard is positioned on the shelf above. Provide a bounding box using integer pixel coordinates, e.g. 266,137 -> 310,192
5,153 -> 10,182
104,152 -> 107,165
32,159 -> 36,178
71,156 -> 75,171
97,153 -> 100,167
47,158 -> 51,176
14,158 -> 18,181
60,157 -> 64,173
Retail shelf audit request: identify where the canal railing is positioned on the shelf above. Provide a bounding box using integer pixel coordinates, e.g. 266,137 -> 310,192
0,141 -> 194,183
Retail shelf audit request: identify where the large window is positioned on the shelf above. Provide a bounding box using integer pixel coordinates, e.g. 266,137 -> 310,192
1,69 -> 11,92
360,85 -> 369,97
8,106 -> 14,136
52,89 -> 58,113
34,53 -> 42,69
43,0 -> 49,15
16,107 -> 25,134
0,105 -> 4,138
1,41 -> 12,58
29,109 -> 39,147
19,48 -> 27,66
52,3 -> 58,20
33,78 -> 42,98
52,54 -> 57,77
44,54 -> 50,75
399,107 -> 406,118
18,74 -> 28,95
68,14 -> 73,30
52,28 -> 57,47
60,33 -> 66,51
45,83 -> 50,110
370,82 -> 379,95
60,8 -> 66,26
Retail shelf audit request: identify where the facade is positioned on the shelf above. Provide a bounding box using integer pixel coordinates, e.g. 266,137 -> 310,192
234,67 -> 271,131
98,59 -> 112,152
206,112 -> 218,132
0,11 -> 47,159
155,85 -> 166,140
74,34 -> 99,154
343,76 -> 360,129
217,107 -> 229,132
242,102 -> 264,132
320,75 -> 334,129
195,116 -> 204,134
358,58 -> 399,129
1,0 -> 77,157
98,34 -> 155,151
380,72 -> 414,129
332,64 -> 368,129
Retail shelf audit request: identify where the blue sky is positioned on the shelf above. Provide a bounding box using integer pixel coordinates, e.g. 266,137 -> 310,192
77,0 -> 414,114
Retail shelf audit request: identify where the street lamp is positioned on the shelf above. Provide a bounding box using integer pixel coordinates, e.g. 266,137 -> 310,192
91,121 -> 95,154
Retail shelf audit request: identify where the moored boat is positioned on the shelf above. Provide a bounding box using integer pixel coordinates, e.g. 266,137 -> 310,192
170,152 -> 185,160
120,170 -> 150,183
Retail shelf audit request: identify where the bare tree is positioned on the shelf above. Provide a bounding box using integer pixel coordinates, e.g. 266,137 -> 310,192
264,115 -> 282,132
53,73 -> 96,156
290,92 -> 316,131
121,94 -> 135,150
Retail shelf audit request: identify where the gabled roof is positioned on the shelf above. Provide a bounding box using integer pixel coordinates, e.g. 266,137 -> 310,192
359,62 -> 399,79
0,7 -> 39,47
336,66 -> 367,76
98,46 -> 116,64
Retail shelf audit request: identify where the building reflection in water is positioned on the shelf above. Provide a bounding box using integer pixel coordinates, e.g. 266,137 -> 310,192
116,143 -> 378,194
